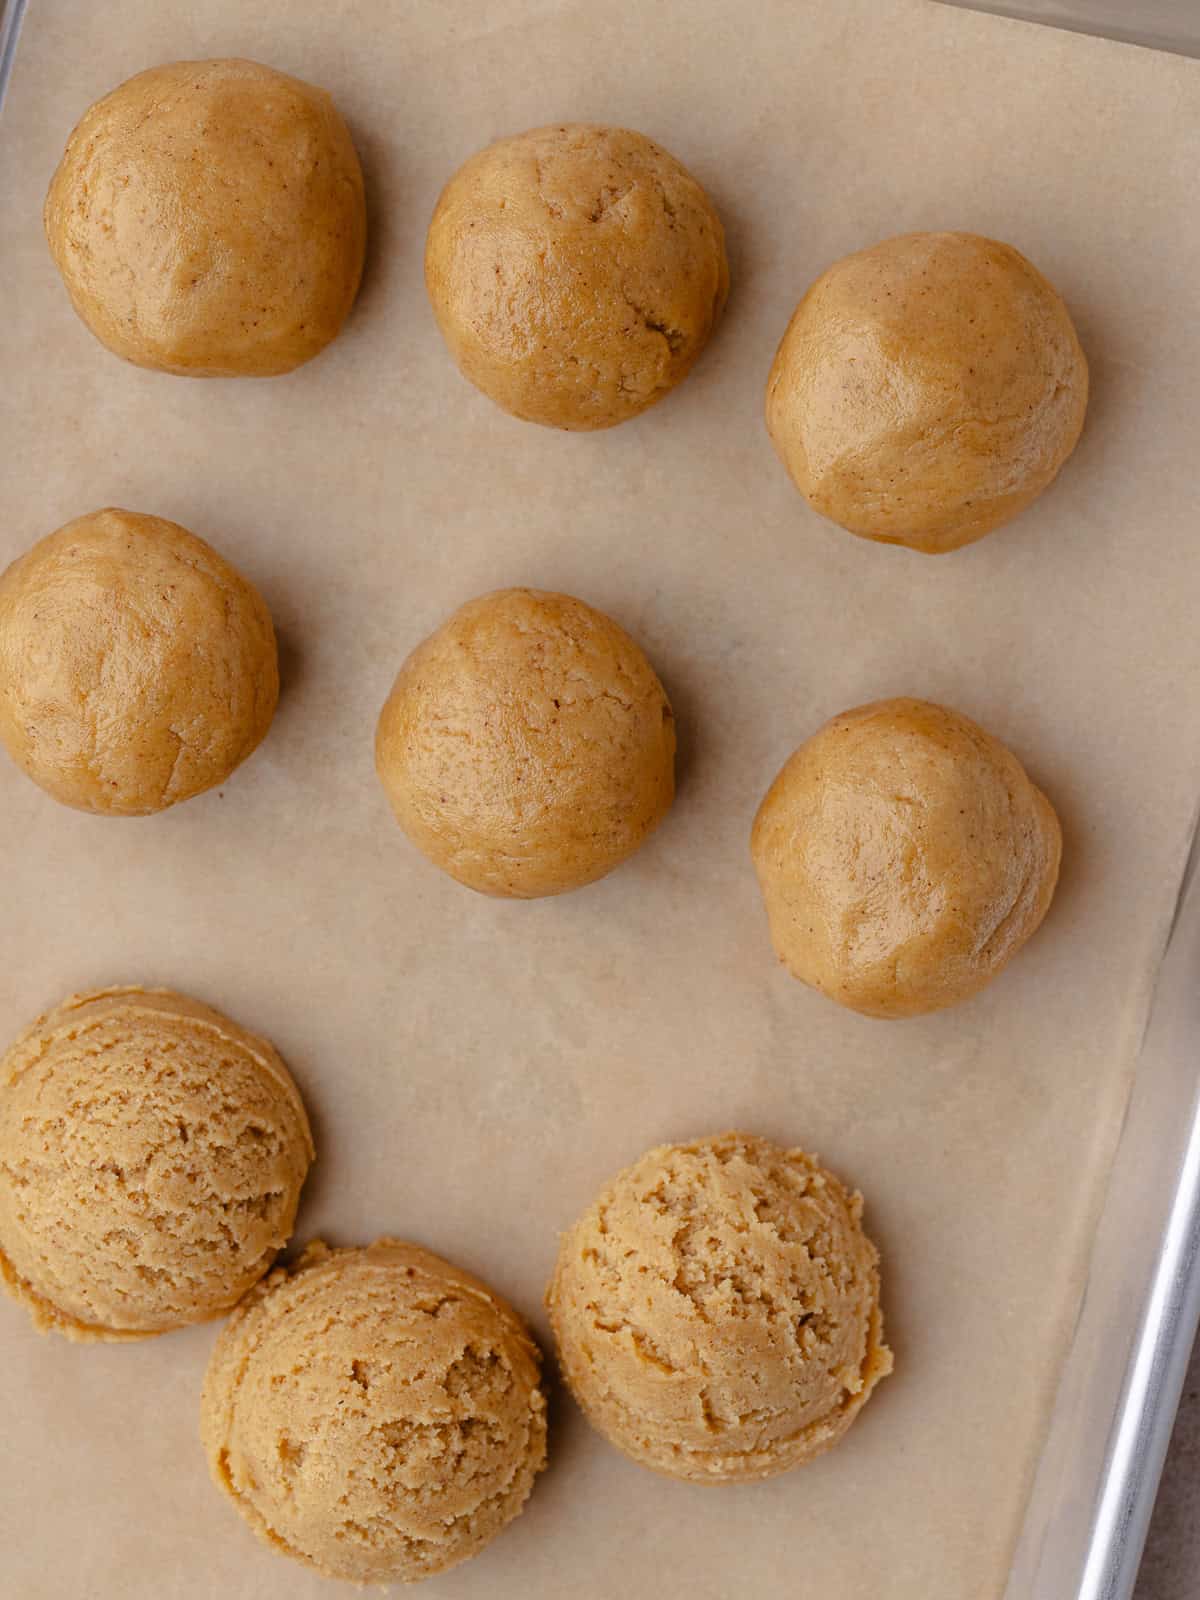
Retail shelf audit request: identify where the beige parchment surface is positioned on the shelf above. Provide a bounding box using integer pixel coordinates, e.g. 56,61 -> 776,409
1,2 -> 1199,1596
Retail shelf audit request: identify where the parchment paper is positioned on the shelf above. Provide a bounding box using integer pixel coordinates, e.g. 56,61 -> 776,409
2,3 -> 1199,1597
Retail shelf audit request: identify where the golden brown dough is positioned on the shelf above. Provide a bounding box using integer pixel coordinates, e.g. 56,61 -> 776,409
375,588 -> 675,897
201,1239 -> 547,1583
765,232 -> 1088,553
425,123 -> 729,429
546,1132 -> 891,1483
750,698 -> 1062,1017
0,987 -> 312,1341
0,508 -> 278,815
44,59 -> 366,377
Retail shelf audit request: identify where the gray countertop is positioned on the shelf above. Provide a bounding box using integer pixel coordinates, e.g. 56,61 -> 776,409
1135,1332 -> 1200,1599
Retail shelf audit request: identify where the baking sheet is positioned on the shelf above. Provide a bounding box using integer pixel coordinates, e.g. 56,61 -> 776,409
939,0 -> 1200,60
2,3 -> 1200,1597
1008,827 -> 1200,1598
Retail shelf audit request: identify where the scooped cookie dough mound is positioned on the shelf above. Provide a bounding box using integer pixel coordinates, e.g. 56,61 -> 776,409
547,1132 -> 891,1483
425,122 -> 729,429
0,508 -> 279,815
44,58 -> 366,376
201,1240 -> 548,1583
0,987 -> 312,1340
375,587 -> 676,897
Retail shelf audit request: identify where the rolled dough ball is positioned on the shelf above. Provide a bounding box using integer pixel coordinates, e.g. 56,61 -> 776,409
201,1239 -> 547,1583
375,588 -> 676,897
547,1132 -> 891,1483
425,123 -> 729,429
0,507 -> 278,815
765,232 -> 1088,553
44,59 -> 366,376
0,987 -> 312,1341
751,698 -> 1062,1018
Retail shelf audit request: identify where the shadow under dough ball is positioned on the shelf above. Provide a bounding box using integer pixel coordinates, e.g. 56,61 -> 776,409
375,588 -> 676,897
0,987 -> 312,1341
765,232 -> 1089,553
750,698 -> 1062,1018
44,59 -> 366,376
547,1132 -> 892,1483
201,1239 -> 547,1584
425,123 -> 729,429
0,508 -> 279,815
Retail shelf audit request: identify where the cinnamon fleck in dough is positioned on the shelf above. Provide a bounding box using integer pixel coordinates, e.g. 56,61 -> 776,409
201,1239 -> 547,1583
0,508 -> 278,815
547,1132 -> 891,1483
765,232 -> 1088,552
425,123 -> 729,429
751,698 -> 1062,1017
0,987 -> 312,1341
44,59 -> 366,377
375,588 -> 676,897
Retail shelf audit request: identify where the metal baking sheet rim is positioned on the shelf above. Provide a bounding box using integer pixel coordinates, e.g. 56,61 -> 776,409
2,3 -> 1198,1596
936,0 -> 1200,61
1000,790 -> 1200,1600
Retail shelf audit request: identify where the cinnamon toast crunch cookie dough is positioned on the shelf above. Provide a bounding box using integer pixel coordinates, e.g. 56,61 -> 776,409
201,1239 -> 547,1583
45,59 -> 366,376
426,123 -> 728,429
375,588 -> 676,896
765,232 -> 1088,552
0,508 -> 278,815
0,987 -> 312,1340
547,1132 -> 891,1482
750,698 -> 1062,1017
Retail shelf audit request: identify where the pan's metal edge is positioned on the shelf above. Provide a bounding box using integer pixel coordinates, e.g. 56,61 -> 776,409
1007,801 -> 1200,1600
1080,1074 -> 1200,1599
934,1 -> 1200,61
0,0 -> 29,118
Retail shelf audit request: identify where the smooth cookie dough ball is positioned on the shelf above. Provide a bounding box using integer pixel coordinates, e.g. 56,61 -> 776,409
0,508 -> 278,815
201,1239 -> 547,1584
375,588 -> 676,897
751,698 -> 1062,1018
0,987 -> 313,1340
425,123 -> 729,429
547,1132 -> 892,1483
765,232 -> 1088,553
45,59 -> 366,376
